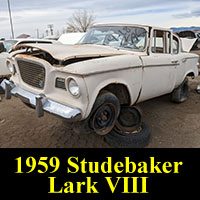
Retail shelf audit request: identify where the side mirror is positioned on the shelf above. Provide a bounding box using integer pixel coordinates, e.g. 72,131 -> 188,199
0,42 -> 6,53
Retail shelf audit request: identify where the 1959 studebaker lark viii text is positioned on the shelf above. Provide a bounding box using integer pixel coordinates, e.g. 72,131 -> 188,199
1,24 -> 199,147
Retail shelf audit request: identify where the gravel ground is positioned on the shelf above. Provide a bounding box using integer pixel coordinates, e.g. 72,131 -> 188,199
0,77 -> 200,148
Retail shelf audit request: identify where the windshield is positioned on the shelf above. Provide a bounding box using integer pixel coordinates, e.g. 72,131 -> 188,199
4,40 -> 18,51
78,26 -> 147,51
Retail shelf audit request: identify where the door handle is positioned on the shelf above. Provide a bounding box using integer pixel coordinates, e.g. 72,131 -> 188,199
171,60 -> 179,64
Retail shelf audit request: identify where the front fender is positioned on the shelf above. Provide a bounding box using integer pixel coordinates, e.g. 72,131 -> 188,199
82,68 -> 142,119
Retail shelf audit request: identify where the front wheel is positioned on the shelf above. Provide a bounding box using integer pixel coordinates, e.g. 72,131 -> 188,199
72,91 -> 120,135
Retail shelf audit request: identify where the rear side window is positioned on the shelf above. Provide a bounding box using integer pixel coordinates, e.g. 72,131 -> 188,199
172,36 -> 179,54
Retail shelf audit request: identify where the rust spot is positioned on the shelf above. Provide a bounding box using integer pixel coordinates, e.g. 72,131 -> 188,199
16,54 -> 51,65
134,87 -> 142,104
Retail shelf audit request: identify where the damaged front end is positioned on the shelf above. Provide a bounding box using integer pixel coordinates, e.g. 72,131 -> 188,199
0,44 -> 96,120
1,42 -> 130,120
0,79 -> 81,120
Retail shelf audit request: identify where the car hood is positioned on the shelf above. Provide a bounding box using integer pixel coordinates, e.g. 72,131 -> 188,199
14,43 -> 131,61
180,38 -> 197,52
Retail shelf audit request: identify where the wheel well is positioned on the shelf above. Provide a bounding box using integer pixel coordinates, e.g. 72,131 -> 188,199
100,83 -> 131,105
186,72 -> 195,77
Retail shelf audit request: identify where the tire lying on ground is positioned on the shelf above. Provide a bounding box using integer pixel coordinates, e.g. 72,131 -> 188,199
171,78 -> 189,103
105,105 -> 151,148
105,123 -> 151,148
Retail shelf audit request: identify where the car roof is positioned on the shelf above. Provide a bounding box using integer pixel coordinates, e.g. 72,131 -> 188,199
92,23 -> 150,28
91,23 -> 171,32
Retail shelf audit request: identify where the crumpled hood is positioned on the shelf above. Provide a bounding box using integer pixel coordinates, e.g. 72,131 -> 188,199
14,43 -> 129,61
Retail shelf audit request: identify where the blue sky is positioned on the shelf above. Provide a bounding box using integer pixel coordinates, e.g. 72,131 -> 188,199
0,0 -> 200,39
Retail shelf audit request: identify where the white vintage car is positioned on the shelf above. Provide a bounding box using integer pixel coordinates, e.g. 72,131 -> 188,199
1,24 -> 199,147
58,33 -> 85,44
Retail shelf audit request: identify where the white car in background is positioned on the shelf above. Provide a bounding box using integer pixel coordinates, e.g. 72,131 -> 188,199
58,33 -> 85,44
0,39 -> 54,93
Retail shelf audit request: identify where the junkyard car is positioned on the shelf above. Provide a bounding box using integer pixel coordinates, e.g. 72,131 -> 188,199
58,33 -> 85,44
1,24 -> 199,147
177,30 -> 200,50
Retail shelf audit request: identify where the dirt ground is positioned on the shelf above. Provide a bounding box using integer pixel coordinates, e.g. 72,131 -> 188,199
0,77 -> 200,148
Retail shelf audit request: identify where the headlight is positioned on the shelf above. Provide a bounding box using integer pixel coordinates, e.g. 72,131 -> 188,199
7,61 -> 15,74
68,78 -> 80,97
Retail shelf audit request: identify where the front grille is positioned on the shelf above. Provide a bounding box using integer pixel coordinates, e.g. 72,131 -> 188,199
17,60 -> 46,89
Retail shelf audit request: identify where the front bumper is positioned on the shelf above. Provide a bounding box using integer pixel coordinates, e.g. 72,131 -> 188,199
0,79 -> 81,120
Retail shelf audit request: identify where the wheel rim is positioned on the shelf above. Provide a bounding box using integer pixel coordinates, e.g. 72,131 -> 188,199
92,103 -> 117,135
115,106 -> 142,135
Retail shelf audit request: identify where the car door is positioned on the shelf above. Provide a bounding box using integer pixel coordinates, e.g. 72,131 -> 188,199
172,34 -> 187,88
138,29 -> 178,102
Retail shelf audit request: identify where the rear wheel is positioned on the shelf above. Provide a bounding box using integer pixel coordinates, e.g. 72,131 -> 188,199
171,78 -> 189,103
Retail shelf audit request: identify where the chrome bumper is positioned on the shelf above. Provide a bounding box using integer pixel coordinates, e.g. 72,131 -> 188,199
0,79 -> 81,120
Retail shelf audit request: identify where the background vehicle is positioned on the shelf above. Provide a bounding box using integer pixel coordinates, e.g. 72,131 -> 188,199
177,30 -> 200,50
58,33 -> 85,44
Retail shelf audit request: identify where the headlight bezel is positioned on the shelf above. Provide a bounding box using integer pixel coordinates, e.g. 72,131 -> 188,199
7,60 -> 16,75
67,77 -> 80,97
